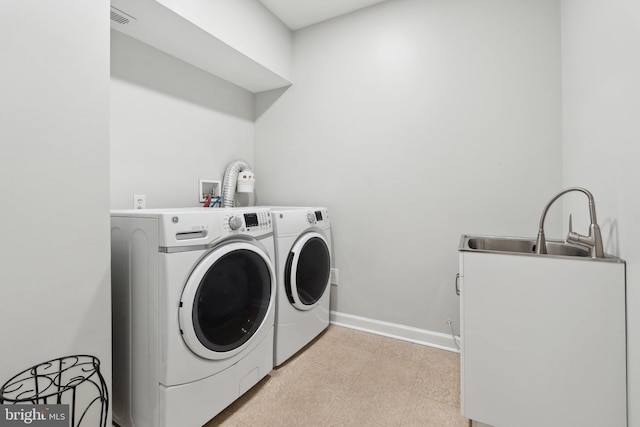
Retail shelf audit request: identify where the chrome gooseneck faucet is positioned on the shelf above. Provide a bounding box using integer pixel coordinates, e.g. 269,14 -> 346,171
535,187 -> 604,258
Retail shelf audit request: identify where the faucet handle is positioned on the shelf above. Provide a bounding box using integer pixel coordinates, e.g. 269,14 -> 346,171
566,214 -> 586,244
568,214 -> 573,234
566,213 -> 586,246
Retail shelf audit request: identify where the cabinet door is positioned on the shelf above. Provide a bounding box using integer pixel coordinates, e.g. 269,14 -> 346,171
460,252 -> 626,427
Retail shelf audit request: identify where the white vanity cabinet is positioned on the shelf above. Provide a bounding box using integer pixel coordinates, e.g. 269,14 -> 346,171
459,237 -> 626,427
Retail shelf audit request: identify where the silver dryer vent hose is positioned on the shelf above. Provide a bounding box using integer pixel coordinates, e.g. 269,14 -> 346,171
221,159 -> 252,208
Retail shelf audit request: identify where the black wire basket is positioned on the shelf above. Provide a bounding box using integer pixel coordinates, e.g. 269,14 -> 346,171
0,355 -> 108,427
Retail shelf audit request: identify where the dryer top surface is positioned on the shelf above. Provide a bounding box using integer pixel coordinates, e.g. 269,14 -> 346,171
270,206 -> 330,236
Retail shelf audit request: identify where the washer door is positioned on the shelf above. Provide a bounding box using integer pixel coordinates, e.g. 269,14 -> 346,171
179,241 -> 274,360
285,232 -> 331,311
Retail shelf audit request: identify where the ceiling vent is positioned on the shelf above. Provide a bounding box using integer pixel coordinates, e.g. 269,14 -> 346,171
110,6 -> 137,26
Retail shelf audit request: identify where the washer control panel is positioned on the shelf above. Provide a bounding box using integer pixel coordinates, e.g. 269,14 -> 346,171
221,208 -> 272,235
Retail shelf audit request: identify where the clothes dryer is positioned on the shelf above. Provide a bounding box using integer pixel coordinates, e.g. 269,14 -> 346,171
111,207 -> 275,427
271,207 -> 332,366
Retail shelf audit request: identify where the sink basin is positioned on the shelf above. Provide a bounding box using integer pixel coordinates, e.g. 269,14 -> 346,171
467,237 -> 534,253
464,236 -> 589,257
546,242 -> 590,257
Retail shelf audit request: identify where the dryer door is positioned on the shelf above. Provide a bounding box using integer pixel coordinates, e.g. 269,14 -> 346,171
285,232 -> 331,311
179,241 -> 274,360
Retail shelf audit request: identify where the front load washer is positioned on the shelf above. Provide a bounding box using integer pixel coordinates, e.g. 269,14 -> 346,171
271,207 -> 332,366
111,207 -> 275,427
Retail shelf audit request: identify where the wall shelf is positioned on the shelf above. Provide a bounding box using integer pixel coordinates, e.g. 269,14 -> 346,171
110,0 -> 291,93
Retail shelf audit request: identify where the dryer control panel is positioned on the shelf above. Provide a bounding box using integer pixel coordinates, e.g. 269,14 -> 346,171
306,209 -> 329,224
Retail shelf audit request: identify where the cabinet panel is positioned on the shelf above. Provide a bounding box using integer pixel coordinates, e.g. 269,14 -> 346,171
460,251 -> 626,427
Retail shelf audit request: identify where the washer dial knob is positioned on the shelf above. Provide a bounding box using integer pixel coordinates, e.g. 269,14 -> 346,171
306,212 -> 316,224
228,216 -> 243,230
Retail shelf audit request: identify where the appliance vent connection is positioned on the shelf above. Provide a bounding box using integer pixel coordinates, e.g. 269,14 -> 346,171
110,7 -> 137,26
221,159 -> 252,208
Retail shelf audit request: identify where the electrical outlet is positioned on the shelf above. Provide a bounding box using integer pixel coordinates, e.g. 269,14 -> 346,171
134,194 -> 146,209
330,268 -> 339,285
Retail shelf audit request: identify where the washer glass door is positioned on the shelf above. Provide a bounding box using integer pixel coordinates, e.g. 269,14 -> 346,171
285,232 -> 331,310
179,241 -> 274,360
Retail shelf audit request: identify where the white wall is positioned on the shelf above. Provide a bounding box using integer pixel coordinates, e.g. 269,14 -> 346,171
561,0 -> 640,424
110,31 -> 255,209
0,0 -> 111,418
255,0 -> 563,337
156,0 -> 292,81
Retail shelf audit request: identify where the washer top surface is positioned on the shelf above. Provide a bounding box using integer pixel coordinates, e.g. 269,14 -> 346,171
111,207 -> 273,248
111,206 -> 270,216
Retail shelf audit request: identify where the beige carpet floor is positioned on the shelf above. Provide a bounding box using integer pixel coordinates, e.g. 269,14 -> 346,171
204,325 -> 470,427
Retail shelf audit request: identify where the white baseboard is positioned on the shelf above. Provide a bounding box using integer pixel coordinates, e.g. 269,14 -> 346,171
329,311 -> 460,353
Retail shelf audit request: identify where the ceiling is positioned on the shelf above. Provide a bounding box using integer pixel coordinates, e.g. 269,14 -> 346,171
259,0 -> 388,30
